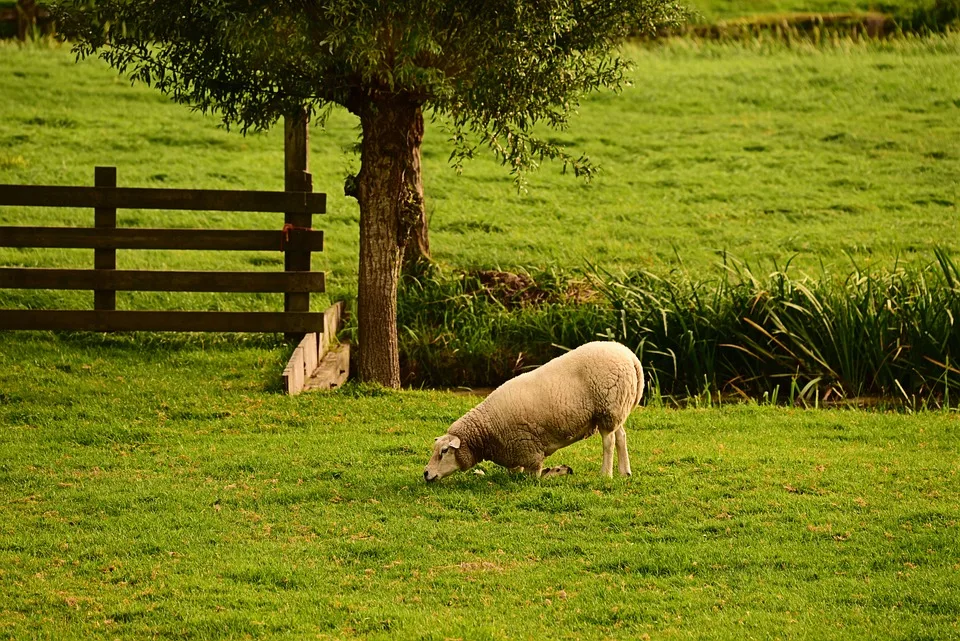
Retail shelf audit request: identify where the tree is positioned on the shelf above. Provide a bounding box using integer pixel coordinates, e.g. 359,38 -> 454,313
56,0 -> 685,387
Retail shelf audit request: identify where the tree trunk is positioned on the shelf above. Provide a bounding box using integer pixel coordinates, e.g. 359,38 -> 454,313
356,98 -> 422,387
401,107 -> 430,271
17,0 -> 37,41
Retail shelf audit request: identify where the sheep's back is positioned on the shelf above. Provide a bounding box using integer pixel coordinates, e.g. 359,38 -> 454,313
479,341 -> 641,447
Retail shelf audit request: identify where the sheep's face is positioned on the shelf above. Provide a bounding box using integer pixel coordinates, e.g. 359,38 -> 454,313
424,435 -> 461,482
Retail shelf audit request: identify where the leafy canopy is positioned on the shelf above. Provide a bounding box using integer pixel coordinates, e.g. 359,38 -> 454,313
57,0 -> 685,182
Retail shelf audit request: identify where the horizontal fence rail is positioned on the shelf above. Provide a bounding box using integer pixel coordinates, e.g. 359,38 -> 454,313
0,268 -> 325,293
0,227 -> 323,251
0,311 -> 324,333
0,184 -> 326,213
0,166 -> 327,335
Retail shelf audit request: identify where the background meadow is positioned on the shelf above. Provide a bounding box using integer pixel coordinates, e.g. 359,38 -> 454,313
1,36 -> 958,297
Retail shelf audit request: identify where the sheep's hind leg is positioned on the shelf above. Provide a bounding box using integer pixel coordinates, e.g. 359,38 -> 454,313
600,430 -> 616,478
615,426 -> 632,477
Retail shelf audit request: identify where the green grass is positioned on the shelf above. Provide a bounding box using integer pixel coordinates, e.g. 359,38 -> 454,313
1,333 -> 958,639
687,0 -> 906,21
396,253 -> 960,400
683,0 -> 945,23
2,35 -> 959,314
1,32 -> 959,640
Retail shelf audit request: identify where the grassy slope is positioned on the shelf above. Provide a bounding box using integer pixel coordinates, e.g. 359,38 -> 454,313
2,37 -> 959,314
428,37 -> 960,277
688,0 -> 915,21
0,334 -> 958,640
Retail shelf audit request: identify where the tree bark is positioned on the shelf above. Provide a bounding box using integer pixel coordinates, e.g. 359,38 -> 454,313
17,0 -> 38,41
356,98 -> 423,387
400,107 -> 430,271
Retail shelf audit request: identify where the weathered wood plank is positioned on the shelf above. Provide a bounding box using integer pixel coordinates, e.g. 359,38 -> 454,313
282,127 -> 313,339
0,310 -> 325,333
0,184 -> 326,214
282,344 -> 306,395
301,332 -> 318,380
0,268 -> 325,293
320,301 -> 345,359
304,343 -> 351,391
0,227 -> 323,251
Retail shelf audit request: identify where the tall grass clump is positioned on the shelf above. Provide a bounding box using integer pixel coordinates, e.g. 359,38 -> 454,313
596,249 -> 960,405
396,266 -> 613,388
398,251 -> 960,406
901,0 -> 960,32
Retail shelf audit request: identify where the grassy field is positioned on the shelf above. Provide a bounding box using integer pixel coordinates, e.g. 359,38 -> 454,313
2,36 -> 959,313
1,30 -> 959,640
687,0 -> 918,21
0,334 -> 958,640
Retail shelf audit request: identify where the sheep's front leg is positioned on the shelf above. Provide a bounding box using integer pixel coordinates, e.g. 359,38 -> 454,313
615,426 -> 631,477
520,459 -> 572,479
600,430 -> 616,478
523,464 -> 542,477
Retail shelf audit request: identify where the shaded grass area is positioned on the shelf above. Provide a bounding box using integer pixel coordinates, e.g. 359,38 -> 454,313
1,331 -> 958,639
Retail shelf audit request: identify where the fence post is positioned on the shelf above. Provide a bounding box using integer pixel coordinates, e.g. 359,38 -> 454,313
284,108 -> 312,340
94,166 -> 117,312
16,0 -> 37,41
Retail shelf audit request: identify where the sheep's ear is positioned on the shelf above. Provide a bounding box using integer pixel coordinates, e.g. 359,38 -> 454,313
448,436 -> 461,449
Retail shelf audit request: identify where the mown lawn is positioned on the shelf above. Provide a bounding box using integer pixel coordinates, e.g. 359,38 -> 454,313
1,333 -> 958,640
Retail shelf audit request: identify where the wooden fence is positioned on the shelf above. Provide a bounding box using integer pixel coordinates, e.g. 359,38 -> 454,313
0,166 -> 327,334
0,1 -> 53,40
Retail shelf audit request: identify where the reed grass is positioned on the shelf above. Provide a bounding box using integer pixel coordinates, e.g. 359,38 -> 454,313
397,251 -> 960,406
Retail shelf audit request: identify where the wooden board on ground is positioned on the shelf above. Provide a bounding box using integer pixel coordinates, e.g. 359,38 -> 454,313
282,301 -> 350,395
303,343 -> 350,393
282,344 -> 305,395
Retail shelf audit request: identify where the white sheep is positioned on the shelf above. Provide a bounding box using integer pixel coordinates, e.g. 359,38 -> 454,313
424,341 -> 644,482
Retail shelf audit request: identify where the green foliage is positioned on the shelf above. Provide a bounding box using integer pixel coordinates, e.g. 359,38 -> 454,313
397,254 -> 960,405
903,0 -> 960,30
53,0 -> 686,184
1,333 -> 958,639
595,251 -> 960,405
395,265 -> 611,387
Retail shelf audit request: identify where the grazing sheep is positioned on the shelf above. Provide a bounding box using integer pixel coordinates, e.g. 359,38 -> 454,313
424,341 -> 643,482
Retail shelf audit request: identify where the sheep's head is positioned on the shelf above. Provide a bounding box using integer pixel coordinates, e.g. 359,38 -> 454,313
424,434 -> 462,482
